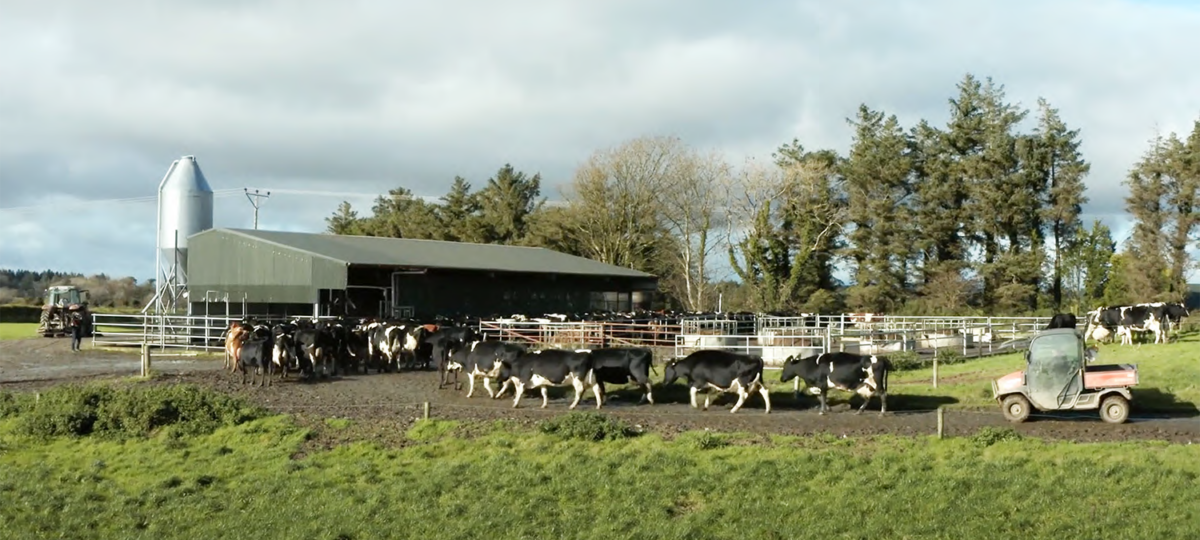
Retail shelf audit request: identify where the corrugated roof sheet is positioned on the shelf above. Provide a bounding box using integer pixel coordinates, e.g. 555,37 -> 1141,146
211,228 -> 654,278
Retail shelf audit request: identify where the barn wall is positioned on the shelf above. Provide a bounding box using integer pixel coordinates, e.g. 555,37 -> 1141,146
188,230 -> 347,304
347,265 -> 657,319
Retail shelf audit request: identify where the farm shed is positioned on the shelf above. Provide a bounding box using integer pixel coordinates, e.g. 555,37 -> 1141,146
185,228 -> 657,319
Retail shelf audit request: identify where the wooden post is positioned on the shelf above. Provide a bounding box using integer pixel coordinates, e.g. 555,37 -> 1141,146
937,407 -> 945,439
140,343 -> 151,378
422,401 -> 430,420
932,354 -> 939,389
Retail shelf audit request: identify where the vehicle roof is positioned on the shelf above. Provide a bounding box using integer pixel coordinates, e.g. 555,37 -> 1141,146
1038,328 -> 1082,336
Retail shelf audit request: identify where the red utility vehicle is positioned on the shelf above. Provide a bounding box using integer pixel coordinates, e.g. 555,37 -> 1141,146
991,328 -> 1137,424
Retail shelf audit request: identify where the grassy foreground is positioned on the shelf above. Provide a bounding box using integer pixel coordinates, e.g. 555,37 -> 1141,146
0,323 -> 40,340
2,387 -> 1199,539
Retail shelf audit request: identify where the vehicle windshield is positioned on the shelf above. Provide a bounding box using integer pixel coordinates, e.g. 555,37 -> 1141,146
1028,333 -> 1081,370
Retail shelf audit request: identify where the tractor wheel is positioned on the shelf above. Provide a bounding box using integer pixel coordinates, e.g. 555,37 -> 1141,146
1001,394 -> 1032,423
38,310 -> 53,337
1100,394 -> 1130,424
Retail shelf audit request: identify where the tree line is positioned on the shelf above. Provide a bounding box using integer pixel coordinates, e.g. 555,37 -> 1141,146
0,269 -> 156,308
327,73 -> 1199,316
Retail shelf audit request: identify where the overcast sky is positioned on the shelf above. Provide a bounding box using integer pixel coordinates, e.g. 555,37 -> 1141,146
2,0 -> 1199,286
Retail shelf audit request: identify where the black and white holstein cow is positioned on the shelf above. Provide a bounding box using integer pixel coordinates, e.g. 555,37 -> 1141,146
1086,305 -> 1165,345
294,326 -> 336,379
780,351 -> 891,415
497,349 -> 602,410
426,326 -> 484,388
450,340 -> 526,396
588,347 -> 655,405
662,350 -> 770,414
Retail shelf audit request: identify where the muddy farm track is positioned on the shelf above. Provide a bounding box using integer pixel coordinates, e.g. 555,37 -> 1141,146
3,338 -> 1199,444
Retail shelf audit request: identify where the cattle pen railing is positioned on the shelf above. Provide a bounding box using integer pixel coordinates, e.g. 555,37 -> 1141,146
90,313 -> 345,353
91,313 -> 239,352
477,320 -> 682,348
94,312 -> 1053,358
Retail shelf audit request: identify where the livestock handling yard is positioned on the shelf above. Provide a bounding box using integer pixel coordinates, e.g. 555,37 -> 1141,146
6,153 -> 1200,537
5,315 -> 1200,539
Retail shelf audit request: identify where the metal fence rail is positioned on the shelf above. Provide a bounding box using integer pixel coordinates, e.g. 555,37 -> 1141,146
92,313 -> 238,351
477,320 -> 681,348
91,312 -> 353,352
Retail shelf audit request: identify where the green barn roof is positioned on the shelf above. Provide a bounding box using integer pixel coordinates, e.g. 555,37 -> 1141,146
208,228 -> 654,278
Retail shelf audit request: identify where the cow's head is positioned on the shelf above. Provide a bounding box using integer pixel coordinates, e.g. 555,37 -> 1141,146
780,355 -> 805,383
662,359 -> 682,386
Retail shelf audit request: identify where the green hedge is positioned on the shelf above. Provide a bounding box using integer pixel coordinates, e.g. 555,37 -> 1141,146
0,305 -> 43,323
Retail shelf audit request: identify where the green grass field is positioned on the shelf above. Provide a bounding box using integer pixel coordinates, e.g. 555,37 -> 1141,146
3,336 -> 1200,540
2,412 -> 1199,539
0,323 -> 40,340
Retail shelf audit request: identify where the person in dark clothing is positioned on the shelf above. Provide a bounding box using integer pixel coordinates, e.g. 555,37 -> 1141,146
69,311 -> 83,352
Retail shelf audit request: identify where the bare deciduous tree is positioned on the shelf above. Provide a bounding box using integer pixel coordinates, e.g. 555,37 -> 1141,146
656,148 -> 730,311
563,137 -> 673,272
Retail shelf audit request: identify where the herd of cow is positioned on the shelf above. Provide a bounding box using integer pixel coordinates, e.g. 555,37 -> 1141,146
1081,302 -> 1190,345
213,304 -> 1188,415
218,316 -> 893,415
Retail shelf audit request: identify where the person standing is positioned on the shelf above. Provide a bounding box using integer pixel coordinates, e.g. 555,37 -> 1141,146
69,310 -> 83,352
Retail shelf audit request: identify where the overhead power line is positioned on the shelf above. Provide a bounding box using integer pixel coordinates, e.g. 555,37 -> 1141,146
0,187 -> 383,214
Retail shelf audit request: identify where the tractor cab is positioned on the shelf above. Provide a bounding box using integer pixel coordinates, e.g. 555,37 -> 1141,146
993,328 -> 1137,423
46,285 -> 88,308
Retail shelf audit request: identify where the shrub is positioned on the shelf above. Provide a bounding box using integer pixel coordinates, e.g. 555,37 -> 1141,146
887,351 -> 925,371
969,426 -> 1023,447
0,392 -> 32,418
13,383 -> 266,439
537,412 -> 637,442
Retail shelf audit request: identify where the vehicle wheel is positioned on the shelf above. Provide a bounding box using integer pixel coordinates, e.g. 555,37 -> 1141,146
1001,394 -> 1032,423
1100,394 -> 1130,424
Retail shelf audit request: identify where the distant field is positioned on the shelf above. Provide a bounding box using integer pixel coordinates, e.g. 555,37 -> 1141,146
0,323 -> 39,340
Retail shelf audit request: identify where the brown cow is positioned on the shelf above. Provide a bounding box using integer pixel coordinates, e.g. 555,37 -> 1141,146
224,323 -> 250,372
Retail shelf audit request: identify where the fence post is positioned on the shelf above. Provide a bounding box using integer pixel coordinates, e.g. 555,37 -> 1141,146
422,401 -> 430,420
961,319 -> 968,356
140,343 -> 151,378
937,407 -> 945,439
932,354 -> 939,389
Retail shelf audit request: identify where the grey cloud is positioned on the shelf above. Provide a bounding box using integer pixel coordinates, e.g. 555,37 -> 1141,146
2,0 -> 1199,279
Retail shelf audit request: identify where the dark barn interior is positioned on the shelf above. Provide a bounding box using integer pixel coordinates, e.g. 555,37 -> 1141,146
186,228 -> 657,321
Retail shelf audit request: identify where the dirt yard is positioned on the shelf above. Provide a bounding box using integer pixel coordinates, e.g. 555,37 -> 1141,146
3,337 -> 1198,443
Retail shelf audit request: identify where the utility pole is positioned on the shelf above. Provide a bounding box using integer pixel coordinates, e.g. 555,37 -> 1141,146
244,188 -> 271,229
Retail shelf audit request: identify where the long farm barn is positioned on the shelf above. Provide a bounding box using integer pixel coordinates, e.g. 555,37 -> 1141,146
185,228 -> 658,320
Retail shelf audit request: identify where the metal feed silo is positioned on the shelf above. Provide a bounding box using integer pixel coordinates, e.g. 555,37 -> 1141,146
146,155 -> 214,315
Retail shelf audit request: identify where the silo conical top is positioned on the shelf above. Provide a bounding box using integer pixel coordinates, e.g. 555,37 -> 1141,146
158,155 -> 215,254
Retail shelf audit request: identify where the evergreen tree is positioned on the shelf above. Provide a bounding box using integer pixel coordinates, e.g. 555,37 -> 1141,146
909,119 -> 967,287
325,201 -> 363,235
1102,252 -> 1133,307
475,164 -> 544,244
1063,220 -> 1115,311
1164,122 -> 1200,298
1032,98 -> 1090,309
841,105 -> 913,312
437,176 -> 483,243
363,187 -> 440,239
1123,135 -> 1173,299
